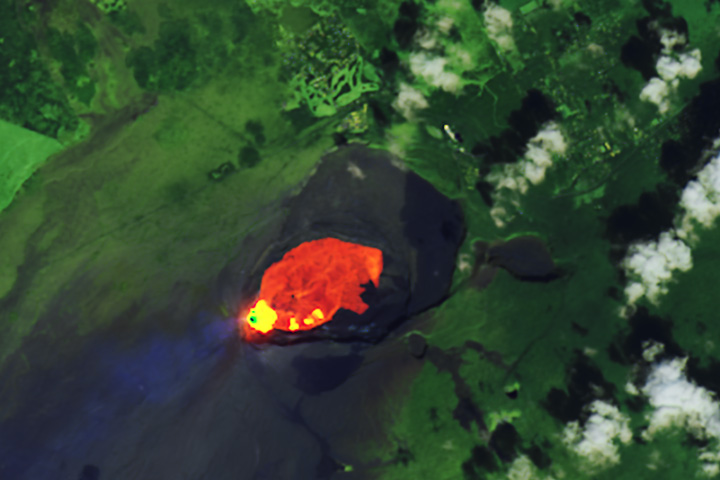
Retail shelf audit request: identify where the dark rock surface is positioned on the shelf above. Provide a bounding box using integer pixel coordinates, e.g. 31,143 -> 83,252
487,236 -> 557,281
407,333 -> 427,359
469,235 -> 559,288
219,144 -> 465,344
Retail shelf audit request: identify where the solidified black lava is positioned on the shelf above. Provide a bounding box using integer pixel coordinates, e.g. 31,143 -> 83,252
292,353 -> 364,395
487,236 -> 557,281
78,465 -> 101,480
469,236 -> 559,288
407,333 -> 428,359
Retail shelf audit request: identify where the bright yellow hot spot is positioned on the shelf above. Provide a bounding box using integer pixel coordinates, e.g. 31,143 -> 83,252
246,299 -> 277,334
303,308 -> 325,326
289,318 -> 299,331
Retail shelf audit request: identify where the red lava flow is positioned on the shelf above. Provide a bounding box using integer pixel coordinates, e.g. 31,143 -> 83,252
241,238 -> 383,339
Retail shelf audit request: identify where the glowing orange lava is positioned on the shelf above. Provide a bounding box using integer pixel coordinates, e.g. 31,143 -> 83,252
243,237 -> 383,337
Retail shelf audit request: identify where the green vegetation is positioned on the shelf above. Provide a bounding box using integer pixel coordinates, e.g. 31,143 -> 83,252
126,19 -> 198,92
281,15 -> 380,117
90,0 -> 127,14
45,23 -> 98,105
207,162 -> 237,182
245,120 -> 266,145
246,0 -> 341,17
0,0 -> 78,138
125,4 -> 255,93
0,120 -> 62,211
107,8 -> 146,36
379,364 -> 479,479
238,146 -> 262,169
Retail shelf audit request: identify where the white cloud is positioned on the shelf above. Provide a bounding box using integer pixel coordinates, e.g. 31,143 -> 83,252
409,52 -> 462,93
642,339 -> 666,362
523,123 -> 567,185
457,253 -> 472,274
415,29 -> 438,50
701,451 -> 720,477
436,16 -> 454,34
583,346 -> 598,357
640,77 -> 672,114
505,455 -> 555,480
625,60 -> 720,305
484,4 -> 516,53
642,358 -> 720,440
486,123 -> 567,227
703,462 -> 720,478
623,147 -> 720,306
641,357 -> 720,476
392,83 -> 429,120
346,162 -> 365,180
639,29 -> 702,114
523,163 -> 547,185
626,381 -> 640,396
623,231 -> 693,305
679,153 -> 720,236
679,51 -> 703,78
656,50 -> 702,82
659,29 -> 687,52
490,205 -> 509,228
548,354 -> 720,478
623,282 -> 646,307
563,400 -> 633,469
490,163 -> 528,193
